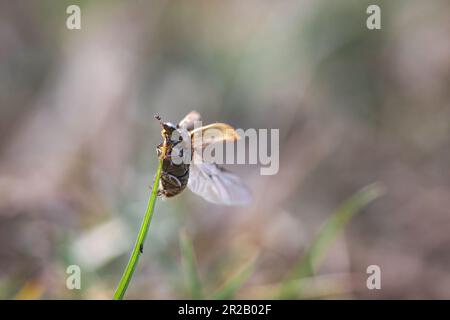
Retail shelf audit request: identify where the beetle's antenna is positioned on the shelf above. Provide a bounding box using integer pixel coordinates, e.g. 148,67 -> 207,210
155,115 -> 164,127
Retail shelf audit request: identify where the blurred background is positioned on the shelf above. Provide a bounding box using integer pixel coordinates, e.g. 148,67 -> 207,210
1,0 -> 450,299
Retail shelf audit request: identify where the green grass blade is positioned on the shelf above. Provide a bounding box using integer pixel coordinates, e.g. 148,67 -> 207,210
279,182 -> 385,299
179,230 -> 204,299
211,255 -> 257,300
113,159 -> 163,300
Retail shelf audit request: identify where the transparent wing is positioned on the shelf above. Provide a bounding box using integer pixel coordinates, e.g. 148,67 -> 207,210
188,162 -> 252,206
178,111 -> 202,131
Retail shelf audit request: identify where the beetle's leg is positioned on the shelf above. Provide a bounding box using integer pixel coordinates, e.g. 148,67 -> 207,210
156,144 -> 163,158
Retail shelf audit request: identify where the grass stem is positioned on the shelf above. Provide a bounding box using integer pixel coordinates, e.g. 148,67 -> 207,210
278,182 -> 385,299
113,159 -> 163,300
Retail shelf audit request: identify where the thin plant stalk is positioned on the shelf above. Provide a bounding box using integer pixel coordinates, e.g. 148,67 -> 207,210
113,159 -> 164,300
278,182 -> 385,299
211,254 -> 258,300
179,229 -> 204,299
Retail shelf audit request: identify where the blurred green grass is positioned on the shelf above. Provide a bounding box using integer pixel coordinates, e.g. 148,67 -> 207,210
177,183 -> 384,299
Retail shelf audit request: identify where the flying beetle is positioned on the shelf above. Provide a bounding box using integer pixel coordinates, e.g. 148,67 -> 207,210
155,111 -> 251,206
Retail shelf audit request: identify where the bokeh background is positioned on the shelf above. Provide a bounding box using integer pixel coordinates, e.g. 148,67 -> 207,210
1,0 -> 450,299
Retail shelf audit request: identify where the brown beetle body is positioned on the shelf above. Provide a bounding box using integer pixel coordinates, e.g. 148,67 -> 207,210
157,142 -> 190,197
154,111 -> 251,206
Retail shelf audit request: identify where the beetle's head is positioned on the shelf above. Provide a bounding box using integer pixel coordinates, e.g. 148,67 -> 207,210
155,115 -> 179,141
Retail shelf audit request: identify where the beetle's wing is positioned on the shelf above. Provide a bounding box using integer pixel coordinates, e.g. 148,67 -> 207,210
182,117 -> 249,205
178,111 -> 202,131
190,123 -> 240,149
188,162 -> 252,206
